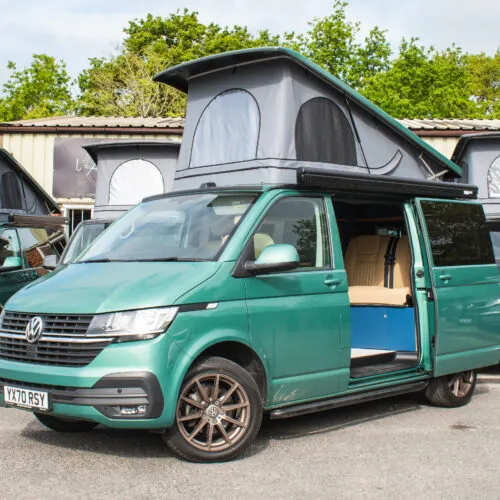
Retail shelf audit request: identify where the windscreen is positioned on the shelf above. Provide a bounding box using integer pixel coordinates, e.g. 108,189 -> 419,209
76,193 -> 257,263
61,222 -> 109,265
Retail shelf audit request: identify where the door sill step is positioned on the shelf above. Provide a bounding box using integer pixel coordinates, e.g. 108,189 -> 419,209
269,381 -> 427,420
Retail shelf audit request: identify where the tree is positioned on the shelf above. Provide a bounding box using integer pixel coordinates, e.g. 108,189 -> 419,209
77,9 -> 281,117
468,51 -> 500,118
0,54 -> 74,121
291,1 -> 391,89
361,39 -> 476,119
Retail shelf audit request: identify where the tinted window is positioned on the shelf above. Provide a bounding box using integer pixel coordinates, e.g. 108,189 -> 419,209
295,97 -> 357,165
421,201 -> 494,266
250,197 -> 331,269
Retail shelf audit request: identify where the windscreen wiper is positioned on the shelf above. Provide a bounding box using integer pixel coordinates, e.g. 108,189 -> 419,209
125,257 -> 209,262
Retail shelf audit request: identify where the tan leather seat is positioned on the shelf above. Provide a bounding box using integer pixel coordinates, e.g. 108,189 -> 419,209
345,235 -> 411,306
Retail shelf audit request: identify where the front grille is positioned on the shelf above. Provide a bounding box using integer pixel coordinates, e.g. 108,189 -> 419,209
2,312 -> 92,336
0,311 -> 110,367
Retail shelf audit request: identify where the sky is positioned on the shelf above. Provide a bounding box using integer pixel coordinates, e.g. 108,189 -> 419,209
0,0 -> 499,84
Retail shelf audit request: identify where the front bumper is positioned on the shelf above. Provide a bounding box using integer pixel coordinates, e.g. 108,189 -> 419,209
0,332 -> 190,429
0,371 -> 164,420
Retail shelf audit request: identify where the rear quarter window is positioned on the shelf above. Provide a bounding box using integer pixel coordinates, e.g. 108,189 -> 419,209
421,201 -> 495,267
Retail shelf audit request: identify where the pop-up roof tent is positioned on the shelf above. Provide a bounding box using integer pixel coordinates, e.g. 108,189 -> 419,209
83,140 -> 180,220
154,47 -> 462,191
0,148 -> 61,218
452,132 -> 500,219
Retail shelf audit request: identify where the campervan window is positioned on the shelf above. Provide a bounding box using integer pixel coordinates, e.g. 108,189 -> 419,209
109,159 -> 164,205
295,97 -> 357,165
487,155 -> 500,198
76,193 -> 257,262
190,89 -> 260,168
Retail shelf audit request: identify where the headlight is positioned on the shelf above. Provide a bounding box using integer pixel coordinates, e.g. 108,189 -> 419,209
86,307 -> 178,342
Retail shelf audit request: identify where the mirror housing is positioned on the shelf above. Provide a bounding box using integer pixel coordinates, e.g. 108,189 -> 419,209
43,254 -> 58,270
245,244 -> 300,275
0,256 -> 22,272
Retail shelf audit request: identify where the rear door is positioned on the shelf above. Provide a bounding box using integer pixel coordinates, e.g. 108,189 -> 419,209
416,199 -> 500,376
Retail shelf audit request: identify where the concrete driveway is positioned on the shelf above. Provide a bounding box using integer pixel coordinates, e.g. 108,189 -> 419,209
1,368 -> 500,499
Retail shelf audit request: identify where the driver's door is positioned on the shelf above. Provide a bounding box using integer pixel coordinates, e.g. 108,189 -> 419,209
242,194 -> 350,405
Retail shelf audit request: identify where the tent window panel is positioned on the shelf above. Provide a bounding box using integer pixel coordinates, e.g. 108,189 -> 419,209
0,171 -> 24,210
190,89 -> 260,168
295,97 -> 357,165
487,156 -> 500,198
109,160 -> 164,206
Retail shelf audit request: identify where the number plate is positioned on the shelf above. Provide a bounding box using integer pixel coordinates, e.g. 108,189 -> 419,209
3,385 -> 49,411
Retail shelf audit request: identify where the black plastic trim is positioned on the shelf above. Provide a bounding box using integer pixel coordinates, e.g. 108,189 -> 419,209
297,167 -> 477,200
269,381 -> 428,420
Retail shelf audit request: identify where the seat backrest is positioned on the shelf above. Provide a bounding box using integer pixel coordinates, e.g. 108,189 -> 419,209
254,233 -> 275,259
345,235 -> 391,287
393,235 -> 411,288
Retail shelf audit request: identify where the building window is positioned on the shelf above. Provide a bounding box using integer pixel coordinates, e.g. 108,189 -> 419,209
295,97 -> 357,165
67,208 -> 92,236
190,89 -> 260,168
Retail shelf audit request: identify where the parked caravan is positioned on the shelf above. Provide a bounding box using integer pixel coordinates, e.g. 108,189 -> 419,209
451,132 -> 500,265
0,48 -> 499,463
0,149 -> 66,307
51,140 -> 180,267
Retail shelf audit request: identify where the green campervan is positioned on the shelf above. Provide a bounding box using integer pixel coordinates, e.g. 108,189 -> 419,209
1,48 -> 499,463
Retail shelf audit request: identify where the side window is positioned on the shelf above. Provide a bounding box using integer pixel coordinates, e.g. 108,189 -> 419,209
18,227 -> 64,268
251,197 -> 331,269
190,89 -> 260,168
0,228 -> 22,268
420,201 -> 495,267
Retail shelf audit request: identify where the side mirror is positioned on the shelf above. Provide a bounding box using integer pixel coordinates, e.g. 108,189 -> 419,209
245,244 -> 300,275
0,255 -> 22,272
43,254 -> 58,270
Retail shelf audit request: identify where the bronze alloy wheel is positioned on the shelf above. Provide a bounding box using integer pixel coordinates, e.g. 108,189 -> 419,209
176,372 -> 251,452
448,370 -> 475,398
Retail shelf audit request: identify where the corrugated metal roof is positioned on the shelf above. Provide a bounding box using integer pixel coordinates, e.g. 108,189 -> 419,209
0,116 -> 185,128
398,118 -> 500,131
2,116 -> 500,132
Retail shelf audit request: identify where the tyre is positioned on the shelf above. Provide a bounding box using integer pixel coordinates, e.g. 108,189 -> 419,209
34,412 -> 98,432
164,356 -> 263,462
424,370 -> 477,408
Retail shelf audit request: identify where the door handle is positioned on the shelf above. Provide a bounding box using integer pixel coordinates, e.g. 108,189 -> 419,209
324,278 -> 342,287
439,274 -> 452,281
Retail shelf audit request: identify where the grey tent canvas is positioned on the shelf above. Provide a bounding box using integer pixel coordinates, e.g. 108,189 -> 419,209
154,47 -> 461,190
452,132 -> 500,219
0,148 -> 61,216
83,141 -> 180,220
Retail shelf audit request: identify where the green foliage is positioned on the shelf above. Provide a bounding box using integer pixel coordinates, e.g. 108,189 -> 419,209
361,39 -> 476,119
77,9 -> 282,117
468,51 -> 500,118
0,54 -> 73,121
1,2 -> 499,120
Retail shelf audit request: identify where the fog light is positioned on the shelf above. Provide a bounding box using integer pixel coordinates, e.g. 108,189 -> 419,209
119,405 -> 147,416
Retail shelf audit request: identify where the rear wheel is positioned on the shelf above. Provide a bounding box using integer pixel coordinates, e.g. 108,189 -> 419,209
425,370 -> 477,407
164,356 -> 263,462
34,413 -> 98,432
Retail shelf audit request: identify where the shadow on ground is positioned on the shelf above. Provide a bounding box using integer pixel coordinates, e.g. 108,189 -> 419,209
20,393 -> 424,460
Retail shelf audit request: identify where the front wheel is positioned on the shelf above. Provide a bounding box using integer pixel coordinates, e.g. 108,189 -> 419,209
424,370 -> 477,407
34,413 -> 98,432
163,356 -> 263,462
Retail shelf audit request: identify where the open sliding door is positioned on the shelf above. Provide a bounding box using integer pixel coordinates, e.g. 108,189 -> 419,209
415,199 -> 500,376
